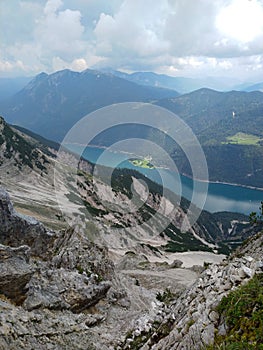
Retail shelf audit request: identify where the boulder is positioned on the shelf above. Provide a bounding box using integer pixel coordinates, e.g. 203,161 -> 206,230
170,260 -> 183,268
24,266 -> 111,313
0,244 -> 34,303
0,188 -> 58,258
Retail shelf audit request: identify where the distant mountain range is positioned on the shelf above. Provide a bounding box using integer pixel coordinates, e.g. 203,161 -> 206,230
102,69 -> 249,93
0,69 -> 178,141
240,81 -> 263,92
155,88 -> 263,135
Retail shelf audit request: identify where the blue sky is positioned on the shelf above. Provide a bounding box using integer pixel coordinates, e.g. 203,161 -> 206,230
0,0 -> 263,81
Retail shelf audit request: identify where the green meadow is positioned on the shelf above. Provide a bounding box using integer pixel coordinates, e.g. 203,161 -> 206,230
223,132 -> 262,146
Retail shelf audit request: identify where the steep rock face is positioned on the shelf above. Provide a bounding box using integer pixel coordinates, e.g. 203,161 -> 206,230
0,187 -> 58,258
0,187 -> 117,349
52,225 -> 114,280
0,116 -> 52,176
24,267 -> 111,312
119,232 -> 263,349
77,170 -> 256,255
0,244 -> 34,303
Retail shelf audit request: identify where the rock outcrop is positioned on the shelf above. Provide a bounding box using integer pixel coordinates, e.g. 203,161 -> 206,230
0,187 -> 115,349
0,244 -> 34,303
0,187 -> 58,258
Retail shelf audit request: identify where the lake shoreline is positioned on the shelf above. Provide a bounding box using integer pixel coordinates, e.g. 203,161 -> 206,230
66,143 -> 263,192
181,172 -> 263,192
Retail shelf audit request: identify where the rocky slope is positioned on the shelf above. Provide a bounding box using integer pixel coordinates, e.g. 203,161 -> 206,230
0,187 -> 202,350
119,231 -> 263,349
0,188 -> 120,349
0,187 -> 262,349
0,116 -> 54,176
0,115 -> 260,256
76,166 -> 257,255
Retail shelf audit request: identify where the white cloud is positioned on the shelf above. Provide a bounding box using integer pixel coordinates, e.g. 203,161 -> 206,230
36,0 -> 85,58
94,0 -> 170,57
44,0 -> 63,15
71,58 -> 88,71
0,0 -> 263,80
216,0 -> 263,43
0,60 -> 25,72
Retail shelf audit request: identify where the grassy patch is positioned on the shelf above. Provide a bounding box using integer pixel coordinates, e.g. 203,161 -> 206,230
206,273 -> 263,349
156,288 -> 175,304
223,132 -> 262,146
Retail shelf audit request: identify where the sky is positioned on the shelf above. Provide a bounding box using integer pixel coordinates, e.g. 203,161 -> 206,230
0,0 -> 263,81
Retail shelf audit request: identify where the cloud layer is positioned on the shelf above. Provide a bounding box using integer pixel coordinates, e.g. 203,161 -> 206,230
0,0 -> 263,80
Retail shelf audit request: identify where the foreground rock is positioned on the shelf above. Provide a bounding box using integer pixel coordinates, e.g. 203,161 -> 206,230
0,187 -> 58,258
0,188 -> 115,349
0,244 -> 34,303
24,268 -> 111,312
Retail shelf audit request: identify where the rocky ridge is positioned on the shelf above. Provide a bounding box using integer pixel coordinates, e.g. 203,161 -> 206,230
119,231 -> 263,349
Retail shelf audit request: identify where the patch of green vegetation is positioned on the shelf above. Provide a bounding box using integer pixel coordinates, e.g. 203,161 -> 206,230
130,157 -> 155,169
156,288 -> 175,304
163,225 -> 213,253
14,202 -> 67,230
1,121 -> 48,172
249,201 -> 263,224
65,192 -> 83,205
76,265 -> 84,274
206,274 -> 263,349
83,201 -> 109,217
223,132 -> 262,146
138,261 -> 150,268
186,319 -> 195,332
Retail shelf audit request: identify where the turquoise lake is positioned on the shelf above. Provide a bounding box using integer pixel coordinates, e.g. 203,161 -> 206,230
65,144 -> 263,215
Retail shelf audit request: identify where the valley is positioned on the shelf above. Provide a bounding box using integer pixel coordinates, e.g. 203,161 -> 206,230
1,71 -> 263,188
65,143 -> 263,215
0,68 -> 262,350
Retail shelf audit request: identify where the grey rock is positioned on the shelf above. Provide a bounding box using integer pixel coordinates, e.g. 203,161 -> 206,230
209,311 -> 219,323
24,265 -> 111,313
52,227 -> 114,281
0,188 -> 58,258
241,265 -> 253,278
0,244 -> 34,302
244,256 -> 254,263
221,282 -> 232,291
201,324 -> 215,345
121,231 -> 263,350
170,260 -> 183,269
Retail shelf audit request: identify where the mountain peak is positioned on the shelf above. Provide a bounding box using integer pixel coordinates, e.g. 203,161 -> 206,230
0,68 -> 178,141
